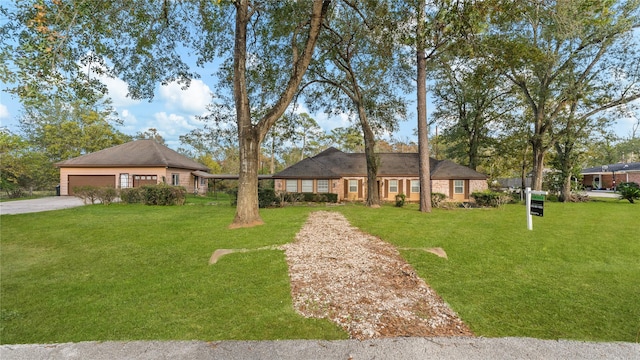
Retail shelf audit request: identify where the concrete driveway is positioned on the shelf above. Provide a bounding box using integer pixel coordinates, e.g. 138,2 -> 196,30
0,196 -> 86,215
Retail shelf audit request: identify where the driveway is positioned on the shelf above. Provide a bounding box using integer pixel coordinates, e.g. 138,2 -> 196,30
0,197 -> 86,215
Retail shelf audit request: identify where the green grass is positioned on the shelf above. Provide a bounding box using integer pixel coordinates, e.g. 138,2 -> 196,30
339,200 -> 640,342
0,200 -> 346,344
1,198 -> 639,343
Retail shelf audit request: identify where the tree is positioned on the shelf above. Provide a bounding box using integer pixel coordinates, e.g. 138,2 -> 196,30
407,0 -> 487,212
19,98 -> 130,162
431,57 -> 513,170
135,128 -> 165,145
485,0 -> 640,190
0,129 -> 54,196
329,127 -> 364,152
2,0 -> 331,227
302,1 -> 409,207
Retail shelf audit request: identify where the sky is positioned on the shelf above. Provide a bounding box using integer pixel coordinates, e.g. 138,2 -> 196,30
0,71 -> 413,151
2,69 -> 638,152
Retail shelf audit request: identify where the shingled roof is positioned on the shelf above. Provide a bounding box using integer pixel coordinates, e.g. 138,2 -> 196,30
274,147 -> 487,180
55,139 -> 209,171
581,162 -> 640,174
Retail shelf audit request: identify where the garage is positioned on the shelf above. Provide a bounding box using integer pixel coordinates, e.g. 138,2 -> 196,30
67,175 -> 115,195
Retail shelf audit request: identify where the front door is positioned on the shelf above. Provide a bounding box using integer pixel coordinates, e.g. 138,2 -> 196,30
592,175 -> 601,190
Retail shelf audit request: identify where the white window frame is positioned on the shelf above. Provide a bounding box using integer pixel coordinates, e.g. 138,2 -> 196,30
172,173 -> 180,186
301,179 -> 313,192
411,180 -> 420,193
389,180 -> 398,193
317,179 -> 329,193
120,174 -> 130,189
349,179 -> 358,193
454,180 -> 464,194
286,179 -> 298,192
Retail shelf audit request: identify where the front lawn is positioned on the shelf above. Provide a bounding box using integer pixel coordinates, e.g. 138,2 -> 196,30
0,201 -> 346,344
1,198 -> 638,343
340,199 -> 640,342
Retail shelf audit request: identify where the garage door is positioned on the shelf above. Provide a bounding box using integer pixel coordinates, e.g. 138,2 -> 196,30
68,175 -> 115,195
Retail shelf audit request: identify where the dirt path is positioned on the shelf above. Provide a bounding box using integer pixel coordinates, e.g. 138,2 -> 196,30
282,211 -> 473,340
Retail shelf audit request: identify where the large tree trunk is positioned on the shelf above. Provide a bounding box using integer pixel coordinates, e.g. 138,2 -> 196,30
231,0 -> 329,228
231,1 -> 261,228
416,0 -> 432,213
531,142 -> 545,190
356,103 -> 380,207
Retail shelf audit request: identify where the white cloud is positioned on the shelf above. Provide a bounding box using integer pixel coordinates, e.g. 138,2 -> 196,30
79,59 -> 140,107
151,112 -> 198,138
0,103 -> 9,119
292,103 -> 351,132
102,76 -> 140,107
159,79 -> 212,115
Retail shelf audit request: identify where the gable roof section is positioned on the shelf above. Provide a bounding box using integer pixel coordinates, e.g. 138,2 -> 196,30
581,162 -> 640,174
274,147 -> 487,180
55,139 -> 209,171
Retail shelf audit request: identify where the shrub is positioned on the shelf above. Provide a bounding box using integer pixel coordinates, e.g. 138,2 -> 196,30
140,184 -> 186,205
471,190 -> 512,208
73,186 -> 101,204
395,193 -> 406,207
120,188 -> 143,204
431,192 -> 447,208
97,187 -> 118,205
258,188 -> 278,208
617,182 -> 640,204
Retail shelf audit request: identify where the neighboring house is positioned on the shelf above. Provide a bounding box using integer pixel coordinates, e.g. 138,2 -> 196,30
56,139 -> 214,196
272,147 -> 488,202
581,162 -> 640,190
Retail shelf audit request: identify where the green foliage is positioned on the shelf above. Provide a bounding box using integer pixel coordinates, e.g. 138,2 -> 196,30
119,188 -> 143,204
617,182 -> 640,203
72,186 -> 102,204
140,184 -> 186,206
471,190 -> 512,207
258,188 -> 278,208
431,192 -> 447,208
395,193 -> 406,207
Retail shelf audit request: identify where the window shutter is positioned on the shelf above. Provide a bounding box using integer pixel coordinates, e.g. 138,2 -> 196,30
344,179 -> 349,198
358,179 -> 363,199
449,180 -> 453,198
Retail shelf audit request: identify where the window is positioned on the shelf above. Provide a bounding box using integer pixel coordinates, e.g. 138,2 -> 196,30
349,179 -> 358,193
301,179 -> 313,192
200,177 -> 206,186
389,180 -> 398,193
317,179 -> 329,193
286,179 -> 298,192
172,173 -> 180,186
411,180 -> 420,193
120,174 -> 130,188
454,180 -> 464,194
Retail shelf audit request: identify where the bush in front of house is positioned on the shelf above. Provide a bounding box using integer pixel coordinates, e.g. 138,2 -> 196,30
72,186 -> 118,205
72,186 -> 102,204
140,184 -> 186,205
395,193 -> 406,207
431,192 -> 447,208
471,190 -> 512,207
617,182 -> 640,203
120,188 -> 143,204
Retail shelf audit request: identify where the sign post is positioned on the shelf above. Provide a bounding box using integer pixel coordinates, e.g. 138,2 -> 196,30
525,187 -> 547,230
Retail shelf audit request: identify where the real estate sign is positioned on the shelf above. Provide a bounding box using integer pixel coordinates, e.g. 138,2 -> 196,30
530,194 -> 545,217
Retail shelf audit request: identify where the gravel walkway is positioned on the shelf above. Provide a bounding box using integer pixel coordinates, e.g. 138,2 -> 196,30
282,211 -> 472,339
